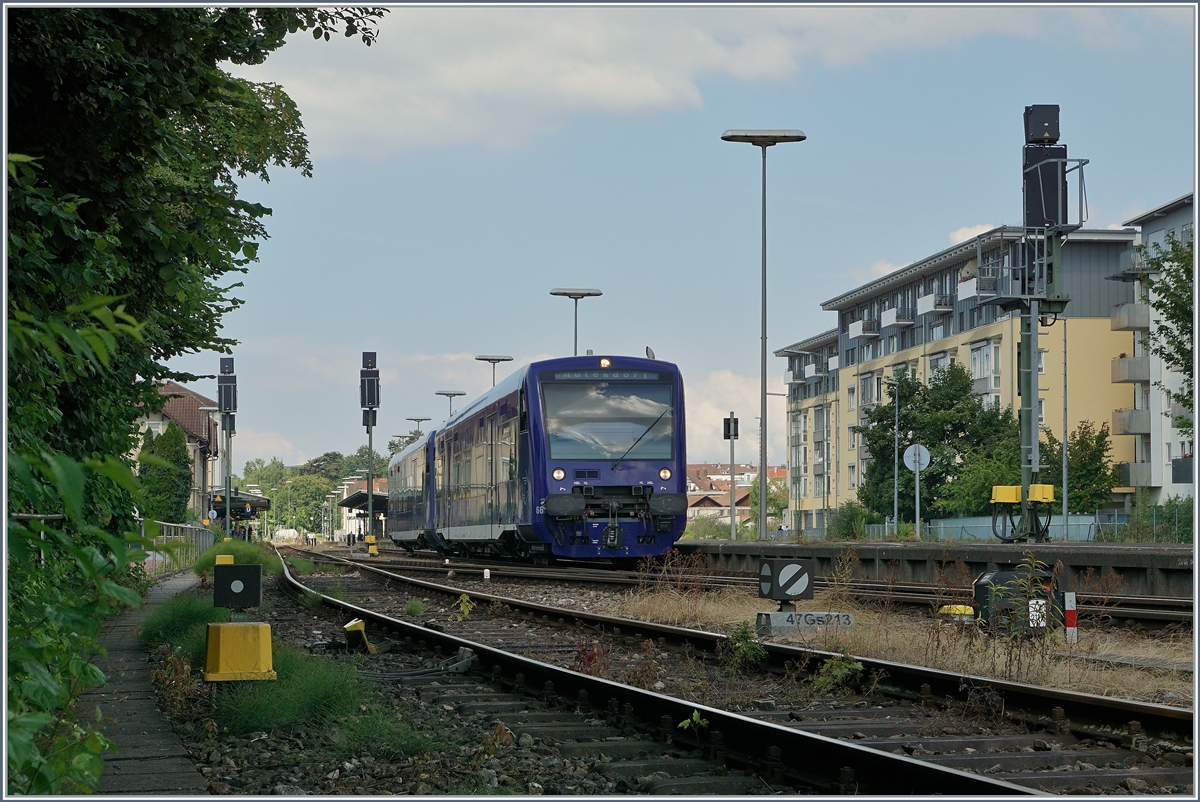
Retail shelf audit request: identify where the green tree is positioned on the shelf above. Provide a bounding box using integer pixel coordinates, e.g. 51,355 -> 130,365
244,456 -> 289,492
341,444 -> 390,481
138,422 -> 192,523
1141,233 -> 1193,438
6,10 -> 385,792
387,429 -> 424,455
747,475 -> 788,533
856,364 -> 1013,522
296,451 -> 345,483
1039,421 -> 1120,514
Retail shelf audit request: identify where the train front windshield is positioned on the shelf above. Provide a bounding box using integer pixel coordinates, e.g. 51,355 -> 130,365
540,371 -> 675,461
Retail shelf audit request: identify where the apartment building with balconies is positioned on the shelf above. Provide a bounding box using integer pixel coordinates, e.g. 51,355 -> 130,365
778,226 -> 1140,527
775,329 -> 840,531
1107,192 -> 1193,503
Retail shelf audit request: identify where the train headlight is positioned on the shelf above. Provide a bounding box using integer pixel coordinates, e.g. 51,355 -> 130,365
659,468 -> 672,480
599,358 -> 612,368
552,468 -> 566,481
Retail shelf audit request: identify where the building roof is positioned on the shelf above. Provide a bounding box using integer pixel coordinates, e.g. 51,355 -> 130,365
159,381 -> 218,448
774,328 -> 838,357
1123,192 -> 1194,228
338,490 -> 389,513
818,227 -> 1134,312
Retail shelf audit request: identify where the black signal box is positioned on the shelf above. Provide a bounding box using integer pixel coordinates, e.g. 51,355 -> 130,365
723,416 -> 739,440
214,564 -> 263,609
1023,105 -> 1059,145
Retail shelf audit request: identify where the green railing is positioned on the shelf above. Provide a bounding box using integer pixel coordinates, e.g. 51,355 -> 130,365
142,522 -> 215,577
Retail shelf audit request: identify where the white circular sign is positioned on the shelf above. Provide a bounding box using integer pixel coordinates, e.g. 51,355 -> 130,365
778,563 -> 811,597
230,580 -> 244,593
903,444 -> 931,472
208,509 -> 218,519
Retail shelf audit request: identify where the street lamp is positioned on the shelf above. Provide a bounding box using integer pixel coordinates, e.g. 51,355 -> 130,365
475,355 -> 513,387
549,288 -> 602,356
407,416 -> 430,435
436,390 -> 465,418
722,129 -> 806,540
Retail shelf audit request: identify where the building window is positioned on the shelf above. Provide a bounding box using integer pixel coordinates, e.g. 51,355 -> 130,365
848,387 -> 856,411
848,427 -> 856,449
874,375 -> 883,404
993,345 -> 1002,388
848,463 -> 857,488
931,321 -> 945,340
1037,399 -> 1045,425
970,342 -> 993,382
1037,349 -> 1045,374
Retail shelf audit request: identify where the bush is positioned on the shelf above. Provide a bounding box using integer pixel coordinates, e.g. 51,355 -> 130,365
826,501 -> 880,540
139,591 -> 230,666
403,599 -> 427,617
211,646 -> 361,735
193,541 -> 281,577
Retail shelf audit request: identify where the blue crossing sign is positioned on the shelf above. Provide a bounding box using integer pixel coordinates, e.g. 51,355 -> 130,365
758,558 -> 815,601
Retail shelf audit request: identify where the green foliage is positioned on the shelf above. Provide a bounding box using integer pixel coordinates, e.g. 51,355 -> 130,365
681,515 -> 738,540
1141,233 -> 1193,438
338,445 -> 391,484
286,557 -> 316,576
826,500 -> 881,540
328,706 -> 441,760
7,9 -> 387,793
1038,421 -> 1119,514
809,654 -> 864,695
404,599 -> 428,617
747,474 -> 787,532
387,429 -> 424,456
453,594 -> 477,622
211,646 -> 362,735
139,592 -> 231,667
718,621 -> 767,671
138,422 -> 193,523
192,541 -> 281,577
677,709 -> 710,735
269,473 -> 336,533
1098,491 -> 1193,544
857,364 -> 1015,522
242,457 -> 289,493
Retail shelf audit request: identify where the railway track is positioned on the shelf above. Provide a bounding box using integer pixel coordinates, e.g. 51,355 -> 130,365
317,546 -> 1193,626
280,547 -> 1194,794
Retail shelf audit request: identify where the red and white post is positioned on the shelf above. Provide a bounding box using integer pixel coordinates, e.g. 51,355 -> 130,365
1063,591 -> 1077,644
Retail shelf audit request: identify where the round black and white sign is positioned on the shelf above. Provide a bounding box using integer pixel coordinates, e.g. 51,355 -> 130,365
777,563 -> 811,597
759,563 -> 773,596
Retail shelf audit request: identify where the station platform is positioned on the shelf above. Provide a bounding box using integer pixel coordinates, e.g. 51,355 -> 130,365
677,539 -> 1194,598
76,572 -> 209,795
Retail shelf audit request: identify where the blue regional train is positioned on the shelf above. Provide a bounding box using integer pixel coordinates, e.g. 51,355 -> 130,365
387,355 -> 688,563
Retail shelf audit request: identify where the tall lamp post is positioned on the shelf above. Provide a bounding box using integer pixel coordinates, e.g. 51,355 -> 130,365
360,353 -> 380,555
722,129 -> 806,540
216,357 -> 238,542
475,355 -> 513,387
550,288 -> 602,356
436,390 -> 465,419
407,416 -> 430,435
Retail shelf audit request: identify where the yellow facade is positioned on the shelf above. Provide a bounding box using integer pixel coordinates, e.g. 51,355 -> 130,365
786,316 -> 1137,529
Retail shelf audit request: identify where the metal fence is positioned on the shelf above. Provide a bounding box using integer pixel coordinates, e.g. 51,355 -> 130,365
140,521 -> 215,578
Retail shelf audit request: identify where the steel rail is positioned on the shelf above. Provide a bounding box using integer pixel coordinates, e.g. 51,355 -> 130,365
325,550 -> 1193,624
286,548 -> 1193,742
275,549 -> 1036,795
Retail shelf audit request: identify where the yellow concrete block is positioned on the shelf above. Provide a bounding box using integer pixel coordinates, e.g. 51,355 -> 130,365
224,537 -> 234,542
1029,484 -> 1056,504
215,554 -> 235,565
991,485 -> 1021,504
203,623 -> 276,681
364,535 -> 376,544
368,544 -> 379,556
938,604 -> 975,617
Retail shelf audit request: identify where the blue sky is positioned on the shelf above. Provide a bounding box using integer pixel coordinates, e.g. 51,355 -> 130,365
167,6 -> 1196,472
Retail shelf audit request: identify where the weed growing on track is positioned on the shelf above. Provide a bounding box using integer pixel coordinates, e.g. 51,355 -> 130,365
404,599 -> 428,616
140,591 -> 230,665
571,640 -> 612,676
453,594 -> 476,621
286,557 -> 316,576
212,646 -> 360,734
327,706 -> 443,761
301,589 -> 323,608
717,621 -> 767,672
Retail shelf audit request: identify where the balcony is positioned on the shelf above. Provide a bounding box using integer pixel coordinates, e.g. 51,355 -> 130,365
957,276 -> 997,302
784,370 -> 801,385
1111,302 -> 1150,331
1172,456 -> 1193,485
880,307 -> 915,328
1170,402 -> 1193,425
827,355 -> 840,371
1111,355 -> 1150,384
1117,462 -> 1152,487
813,461 -> 826,476
916,293 -> 954,316
971,375 -> 998,395
848,318 -> 880,339
804,361 -> 826,379
1112,408 -> 1151,435
812,425 -> 826,443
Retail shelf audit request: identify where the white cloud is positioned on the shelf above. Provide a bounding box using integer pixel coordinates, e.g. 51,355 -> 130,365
948,224 -> 994,245
685,369 -> 788,466
230,7 -> 1147,156
233,427 -> 307,467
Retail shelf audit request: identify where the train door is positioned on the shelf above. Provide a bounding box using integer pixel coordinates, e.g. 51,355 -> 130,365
486,413 -> 498,539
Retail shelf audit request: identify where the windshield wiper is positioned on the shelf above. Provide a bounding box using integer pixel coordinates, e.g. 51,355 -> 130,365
611,407 -> 672,470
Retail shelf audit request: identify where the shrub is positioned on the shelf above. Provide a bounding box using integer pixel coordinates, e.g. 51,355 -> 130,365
717,621 -> 767,671
193,541 -> 281,577
826,501 -> 879,540
139,591 -> 230,666
404,599 -> 427,617
211,646 -> 361,735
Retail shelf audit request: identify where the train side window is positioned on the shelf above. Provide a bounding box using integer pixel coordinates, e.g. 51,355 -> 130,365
518,389 -> 528,433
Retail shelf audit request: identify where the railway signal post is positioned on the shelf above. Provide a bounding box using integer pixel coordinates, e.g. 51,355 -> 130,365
217,357 -> 237,542
360,351 -> 380,555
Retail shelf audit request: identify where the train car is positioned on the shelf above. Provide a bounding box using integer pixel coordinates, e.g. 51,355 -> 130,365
386,431 -> 440,552
389,354 -> 687,563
